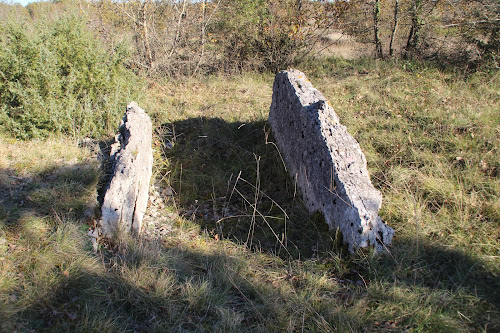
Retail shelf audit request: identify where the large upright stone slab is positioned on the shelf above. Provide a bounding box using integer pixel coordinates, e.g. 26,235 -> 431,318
269,70 -> 394,252
100,102 -> 153,238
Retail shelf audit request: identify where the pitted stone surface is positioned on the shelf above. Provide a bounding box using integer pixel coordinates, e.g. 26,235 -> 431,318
269,70 -> 394,252
100,102 -> 153,238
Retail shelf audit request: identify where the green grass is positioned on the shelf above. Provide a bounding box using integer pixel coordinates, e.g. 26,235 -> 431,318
0,59 -> 499,331
309,58 -> 499,255
150,59 -> 499,331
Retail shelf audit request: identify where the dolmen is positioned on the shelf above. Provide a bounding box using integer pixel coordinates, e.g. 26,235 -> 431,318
269,69 -> 394,252
100,102 -> 153,239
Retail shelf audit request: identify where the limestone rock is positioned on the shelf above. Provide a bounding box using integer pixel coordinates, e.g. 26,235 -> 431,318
269,70 -> 394,252
100,102 -> 153,238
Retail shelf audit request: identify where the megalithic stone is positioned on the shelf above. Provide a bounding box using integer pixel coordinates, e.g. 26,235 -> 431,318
268,70 -> 394,252
100,102 -> 153,238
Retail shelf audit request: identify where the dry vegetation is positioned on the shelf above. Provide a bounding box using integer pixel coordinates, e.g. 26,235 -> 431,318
1,60 -> 498,332
0,0 -> 499,332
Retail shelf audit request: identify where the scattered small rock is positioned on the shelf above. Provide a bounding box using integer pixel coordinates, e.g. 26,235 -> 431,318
141,182 -> 178,241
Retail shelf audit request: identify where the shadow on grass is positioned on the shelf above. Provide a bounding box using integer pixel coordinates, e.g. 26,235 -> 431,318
1,117 -> 497,331
0,163 -> 100,231
388,237 -> 499,307
9,232 -> 498,332
4,236 -> 366,332
160,116 -> 341,259
3,233 -> 497,332
159,116 -> 499,330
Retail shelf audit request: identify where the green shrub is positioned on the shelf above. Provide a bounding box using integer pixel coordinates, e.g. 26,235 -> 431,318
0,14 -> 142,139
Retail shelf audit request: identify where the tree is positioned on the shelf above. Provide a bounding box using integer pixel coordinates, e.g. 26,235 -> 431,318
389,0 -> 399,57
405,0 -> 422,57
373,0 -> 383,58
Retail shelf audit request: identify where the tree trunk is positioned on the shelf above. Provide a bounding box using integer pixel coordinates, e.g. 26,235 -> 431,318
373,0 -> 383,58
405,0 -> 422,58
389,0 -> 399,57
141,0 -> 153,69
192,0 -> 207,76
168,0 -> 188,59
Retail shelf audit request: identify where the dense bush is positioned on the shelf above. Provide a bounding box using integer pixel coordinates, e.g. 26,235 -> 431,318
0,13 -> 142,139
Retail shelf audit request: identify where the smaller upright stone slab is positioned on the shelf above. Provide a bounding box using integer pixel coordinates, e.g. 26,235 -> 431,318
269,69 -> 394,252
100,102 -> 153,238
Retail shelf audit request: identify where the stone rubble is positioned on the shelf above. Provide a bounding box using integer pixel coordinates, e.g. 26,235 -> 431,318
141,182 -> 178,241
88,180 -> 178,249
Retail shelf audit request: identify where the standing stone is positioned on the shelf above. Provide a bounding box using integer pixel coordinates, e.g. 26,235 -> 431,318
100,102 -> 153,238
269,70 -> 394,252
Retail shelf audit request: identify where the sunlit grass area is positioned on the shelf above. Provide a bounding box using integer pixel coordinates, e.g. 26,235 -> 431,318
1,58 -> 499,331
152,58 -> 499,330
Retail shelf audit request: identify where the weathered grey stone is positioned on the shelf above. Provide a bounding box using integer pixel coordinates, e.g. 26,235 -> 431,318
100,102 -> 153,238
269,69 -> 394,252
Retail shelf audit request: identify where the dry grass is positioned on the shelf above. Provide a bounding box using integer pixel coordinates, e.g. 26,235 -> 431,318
1,59 -> 499,332
314,31 -> 372,60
